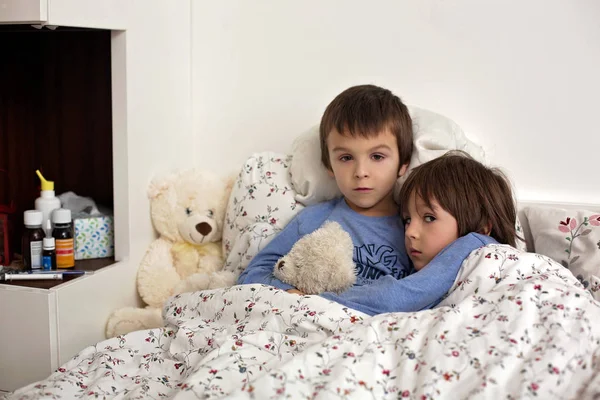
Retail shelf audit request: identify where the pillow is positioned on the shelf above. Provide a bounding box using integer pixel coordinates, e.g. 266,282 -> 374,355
289,106 -> 486,207
222,152 -> 304,276
524,206 -> 600,300
515,216 -> 528,252
289,125 -> 341,207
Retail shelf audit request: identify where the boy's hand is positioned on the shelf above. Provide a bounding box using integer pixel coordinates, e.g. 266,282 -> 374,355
286,289 -> 305,295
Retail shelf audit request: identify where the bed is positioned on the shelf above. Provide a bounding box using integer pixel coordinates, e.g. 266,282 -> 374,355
4,108 -> 600,399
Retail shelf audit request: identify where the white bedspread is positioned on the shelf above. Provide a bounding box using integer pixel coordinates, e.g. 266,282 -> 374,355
6,244 -> 600,399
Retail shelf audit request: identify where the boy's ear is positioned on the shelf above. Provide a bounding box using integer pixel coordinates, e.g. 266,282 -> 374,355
327,168 -> 335,178
398,163 -> 409,177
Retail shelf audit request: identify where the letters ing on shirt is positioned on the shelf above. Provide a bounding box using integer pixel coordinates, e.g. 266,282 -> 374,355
353,244 -> 409,285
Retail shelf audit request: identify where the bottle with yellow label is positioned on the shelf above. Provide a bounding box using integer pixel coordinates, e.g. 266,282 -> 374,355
51,208 -> 75,268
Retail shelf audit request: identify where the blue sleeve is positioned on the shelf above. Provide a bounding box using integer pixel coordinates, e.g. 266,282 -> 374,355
320,233 -> 496,316
236,217 -> 302,291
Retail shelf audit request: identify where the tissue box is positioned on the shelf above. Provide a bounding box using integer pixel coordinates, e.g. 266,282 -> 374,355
73,212 -> 114,260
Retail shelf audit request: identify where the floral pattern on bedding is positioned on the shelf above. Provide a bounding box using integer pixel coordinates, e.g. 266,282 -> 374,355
6,244 -> 600,399
221,152 -> 303,278
525,206 -> 600,301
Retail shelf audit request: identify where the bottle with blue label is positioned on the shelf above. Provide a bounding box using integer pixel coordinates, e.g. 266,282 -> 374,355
42,220 -> 56,270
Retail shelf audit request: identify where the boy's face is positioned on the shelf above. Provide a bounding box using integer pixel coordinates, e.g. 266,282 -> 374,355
402,192 -> 459,271
327,128 -> 407,217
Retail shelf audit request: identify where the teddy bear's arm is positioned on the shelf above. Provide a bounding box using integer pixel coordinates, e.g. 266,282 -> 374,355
171,242 -> 201,279
137,237 -> 181,308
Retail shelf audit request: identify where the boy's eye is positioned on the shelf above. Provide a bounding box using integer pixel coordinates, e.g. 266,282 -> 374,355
371,154 -> 385,161
339,155 -> 352,162
185,207 -> 192,216
424,215 -> 436,223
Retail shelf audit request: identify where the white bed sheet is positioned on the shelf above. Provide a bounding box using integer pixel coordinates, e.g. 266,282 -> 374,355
5,244 -> 600,399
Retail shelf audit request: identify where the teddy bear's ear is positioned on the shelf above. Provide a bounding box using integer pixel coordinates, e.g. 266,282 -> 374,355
147,172 -> 176,199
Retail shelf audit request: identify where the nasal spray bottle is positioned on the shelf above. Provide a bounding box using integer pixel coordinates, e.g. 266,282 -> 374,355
34,170 -> 61,234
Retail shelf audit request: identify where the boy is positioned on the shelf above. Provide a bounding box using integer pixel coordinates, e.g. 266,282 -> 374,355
238,86 -> 491,316
238,84 -> 414,293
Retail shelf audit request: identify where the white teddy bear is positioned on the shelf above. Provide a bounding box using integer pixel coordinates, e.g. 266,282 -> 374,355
273,221 -> 356,294
105,168 -> 234,338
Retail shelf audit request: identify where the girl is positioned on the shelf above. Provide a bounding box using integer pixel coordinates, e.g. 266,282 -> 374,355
319,151 -> 520,315
400,151 -> 519,272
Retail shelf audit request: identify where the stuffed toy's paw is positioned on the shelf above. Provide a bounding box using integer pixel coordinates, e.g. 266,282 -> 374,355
172,272 -> 211,295
105,307 -> 163,338
274,221 -> 356,294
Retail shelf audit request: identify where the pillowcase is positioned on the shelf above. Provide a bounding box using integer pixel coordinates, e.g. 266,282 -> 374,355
289,105 -> 486,207
289,125 -> 341,207
222,152 -> 304,276
524,206 -> 600,300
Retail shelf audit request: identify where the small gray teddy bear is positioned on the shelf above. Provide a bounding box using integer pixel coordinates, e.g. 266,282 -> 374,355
273,221 -> 356,294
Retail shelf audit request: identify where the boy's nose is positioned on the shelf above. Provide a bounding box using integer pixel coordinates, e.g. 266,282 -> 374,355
354,163 -> 369,178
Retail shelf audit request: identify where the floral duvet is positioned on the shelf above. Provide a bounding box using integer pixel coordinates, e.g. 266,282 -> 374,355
6,244 -> 600,399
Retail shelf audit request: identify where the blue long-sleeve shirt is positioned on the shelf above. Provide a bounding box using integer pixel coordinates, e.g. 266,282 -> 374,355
237,197 -> 496,315
320,232 -> 496,315
238,197 -> 411,290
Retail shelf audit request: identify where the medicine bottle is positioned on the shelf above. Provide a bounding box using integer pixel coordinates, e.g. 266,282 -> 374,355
52,208 -> 75,268
22,210 -> 44,270
42,236 -> 57,270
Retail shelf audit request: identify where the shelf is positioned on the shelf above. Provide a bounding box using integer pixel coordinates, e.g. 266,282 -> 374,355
1,257 -> 116,289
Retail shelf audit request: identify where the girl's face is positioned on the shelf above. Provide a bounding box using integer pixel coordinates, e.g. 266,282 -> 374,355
402,191 -> 459,271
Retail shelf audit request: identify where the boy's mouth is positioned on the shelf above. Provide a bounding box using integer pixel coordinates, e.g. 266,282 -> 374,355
354,187 -> 373,192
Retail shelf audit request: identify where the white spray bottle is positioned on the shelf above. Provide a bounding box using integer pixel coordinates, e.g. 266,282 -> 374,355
35,170 -> 61,233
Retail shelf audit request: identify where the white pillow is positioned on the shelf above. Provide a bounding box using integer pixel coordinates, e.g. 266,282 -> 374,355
222,152 -> 304,276
289,125 -> 341,207
523,206 -> 600,300
288,106 -> 486,207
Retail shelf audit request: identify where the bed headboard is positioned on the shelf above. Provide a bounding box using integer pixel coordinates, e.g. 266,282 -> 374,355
516,201 -> 600,253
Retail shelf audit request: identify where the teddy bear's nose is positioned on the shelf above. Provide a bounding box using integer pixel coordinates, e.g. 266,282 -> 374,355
196,222 -> 212,236
278,261 -> 285,270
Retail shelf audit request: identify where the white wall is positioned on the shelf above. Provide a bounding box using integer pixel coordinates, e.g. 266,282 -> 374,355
192,0 -> 600,204
117,0 -> 193,262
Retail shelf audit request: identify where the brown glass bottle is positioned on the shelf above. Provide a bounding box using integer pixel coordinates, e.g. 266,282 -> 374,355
22,210 -> 45,270
52,208 -> 75,268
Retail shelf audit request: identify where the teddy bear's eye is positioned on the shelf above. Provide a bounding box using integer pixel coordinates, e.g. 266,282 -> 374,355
207,210 -> 214,218
185,207 -> 192,216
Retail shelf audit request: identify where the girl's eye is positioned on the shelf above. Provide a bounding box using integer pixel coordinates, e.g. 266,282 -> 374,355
339,155 -> 352,162
208,210 -> 214,218
402,217 -> 411,225
371,154 -> 385,161
424,215 -> 436,223
185,207 -> 192,216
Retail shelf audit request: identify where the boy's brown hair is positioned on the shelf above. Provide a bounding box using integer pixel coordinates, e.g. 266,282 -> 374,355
319,84 -> 413,170
398,151 -> 519,247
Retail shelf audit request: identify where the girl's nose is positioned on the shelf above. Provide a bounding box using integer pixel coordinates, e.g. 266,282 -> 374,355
405,223 -> 418,239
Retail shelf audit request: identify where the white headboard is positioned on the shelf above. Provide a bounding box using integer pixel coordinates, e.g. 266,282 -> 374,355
517,201 -> 600,252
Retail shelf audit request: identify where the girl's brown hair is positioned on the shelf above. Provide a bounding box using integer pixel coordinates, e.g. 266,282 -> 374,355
398,151 -> 520,247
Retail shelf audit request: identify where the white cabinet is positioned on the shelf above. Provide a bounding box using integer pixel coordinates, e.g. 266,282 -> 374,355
0,0 -> 194,392
0,0 -> 125,29
0,261 -> 140,392
0,0 -> 47,24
